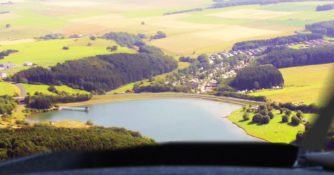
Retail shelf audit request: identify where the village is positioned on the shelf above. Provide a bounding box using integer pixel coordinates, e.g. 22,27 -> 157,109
161,38 -> 333,94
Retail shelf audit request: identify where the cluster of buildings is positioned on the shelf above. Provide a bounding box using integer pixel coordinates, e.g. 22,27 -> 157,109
210,47 -> 266,60
0,62 -> 33,79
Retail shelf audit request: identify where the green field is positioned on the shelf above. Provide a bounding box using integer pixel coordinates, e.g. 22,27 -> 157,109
0,82 -> 20,96
228,109 -> 315,143
21,84 -> 90,96
0,37 -> 134,69
1,1 -> 334,56
250,63 -> 334,105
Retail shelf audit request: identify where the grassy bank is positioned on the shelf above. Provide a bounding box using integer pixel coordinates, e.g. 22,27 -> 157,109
228,109 -> 316,143
57,93 -> 263,107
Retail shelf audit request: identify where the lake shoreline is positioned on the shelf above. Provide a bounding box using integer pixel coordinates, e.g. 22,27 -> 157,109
57,93 -> 263,107
50,93 -> 264,142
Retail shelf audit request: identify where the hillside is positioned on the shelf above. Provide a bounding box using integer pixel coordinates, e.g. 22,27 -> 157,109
13,52 -> 178,92
0,125 -> 155,160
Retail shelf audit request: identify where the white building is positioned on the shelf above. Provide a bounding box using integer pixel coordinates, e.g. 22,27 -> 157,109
0,72 -> 7,79
23,62 -> 33,66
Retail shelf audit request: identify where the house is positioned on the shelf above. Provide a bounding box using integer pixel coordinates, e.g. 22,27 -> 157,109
0,72 -> 7,79
0,62 -> 15,69
23,62 -> 33,66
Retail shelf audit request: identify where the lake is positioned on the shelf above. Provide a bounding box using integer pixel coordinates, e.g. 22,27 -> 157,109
31,98 -> 258,142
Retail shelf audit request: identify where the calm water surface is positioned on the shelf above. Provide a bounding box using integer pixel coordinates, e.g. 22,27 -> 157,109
31,98 -> 257,142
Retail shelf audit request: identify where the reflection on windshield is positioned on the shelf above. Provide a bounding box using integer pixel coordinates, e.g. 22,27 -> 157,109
0,0 -> 334,161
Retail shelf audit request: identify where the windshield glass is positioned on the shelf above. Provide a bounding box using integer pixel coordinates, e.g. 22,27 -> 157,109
0,0 -> 334,161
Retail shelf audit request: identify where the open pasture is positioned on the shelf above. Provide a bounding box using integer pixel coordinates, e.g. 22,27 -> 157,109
1,1 -> 334,55
228,109 -> 315,143
0,37 -> 134,67
250,63 -> 334,105
0,82 -> 20,96
21,83 -> 90,96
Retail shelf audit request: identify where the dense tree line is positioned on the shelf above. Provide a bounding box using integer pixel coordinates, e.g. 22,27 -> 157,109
25,93 -> 92,109
36,33 -> 65,40
150,31 -> 167,40
163,8 -> 203,15
216,91 -> 267,102
209,0 -> 327,9
271,102 -> 319,113
306,20 -> 334,37
102,32 -> 144,48
0,49 -> 18,59
13,52 -> 178,93
230,65 -> 284,90
232,34 -> 322,50
243,105 -> 275,125
0,125 -> 155,160
133,83 -> 190,93
258,45 -> 334,68
0,96 -> 17,115
316,3 -> 334,11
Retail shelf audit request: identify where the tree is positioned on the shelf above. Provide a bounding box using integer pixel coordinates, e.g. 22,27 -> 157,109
243,113 -> 250,121
291,116 -> 301,126
252,114 -> 263,124
90,36 -> 96,40
296,111 -> 304,119
253,81 -> 260,89
261,116 -> 270,124
282,115 -> 289,123
151,31 -> 167,40
48,85 -> 57,93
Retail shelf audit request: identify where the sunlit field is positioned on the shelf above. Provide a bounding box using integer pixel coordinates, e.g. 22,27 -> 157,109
0,82 -> 20,96
250,63 -> 334,105
228,109 -> 315,143
1,0 -> 334,55
20,83 -> 90,96
0,38 -> 133,68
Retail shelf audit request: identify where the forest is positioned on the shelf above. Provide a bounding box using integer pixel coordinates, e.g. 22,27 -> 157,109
25,93 -> 92,109
0,96 -> 17,115
232,34 -> 322,50
216,91 -> 267,102
209,0 -> 323,9
230,65 -> 284,90
316,3 -> 334,11
0,125 -> 155,160
13,51 -> 178,93
306,20 -> 334,37
258,45 -> 334,68
102,32 -> 144,48
0,49 -> 18,60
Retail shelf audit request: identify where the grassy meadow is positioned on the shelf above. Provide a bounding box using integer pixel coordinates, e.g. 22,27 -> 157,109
0,37 -> 134,68
228,109 -> 315,143
20,83 -> 90,96
0,82 -> 20,96
250,63 -> 334,105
